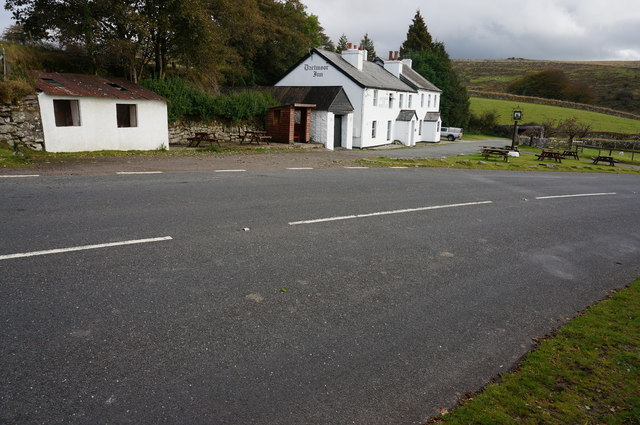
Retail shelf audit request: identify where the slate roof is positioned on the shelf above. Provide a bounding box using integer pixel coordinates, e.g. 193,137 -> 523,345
32,71 -> 166,101
396,110 -> 418,121
399,65 -> 442,92
424,112 -> 441,122
305,49 -> 416,92
270,86 -> 354,113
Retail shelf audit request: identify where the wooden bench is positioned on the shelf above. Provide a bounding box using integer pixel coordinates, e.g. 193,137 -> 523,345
562,150 -> 579,160
187,132 -> 222,148
240,130 -> 271,145
481,148 -> 509,162
592,155 -> 618,166
535,150 -> 565,163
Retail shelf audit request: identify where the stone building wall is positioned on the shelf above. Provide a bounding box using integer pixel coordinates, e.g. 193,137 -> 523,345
0,95 -> 45,150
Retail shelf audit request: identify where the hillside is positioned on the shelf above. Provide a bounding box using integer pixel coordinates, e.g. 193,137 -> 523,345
452,59 -> 640,115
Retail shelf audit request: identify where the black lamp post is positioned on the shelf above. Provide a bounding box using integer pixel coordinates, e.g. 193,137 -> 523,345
511,108 -> 522,150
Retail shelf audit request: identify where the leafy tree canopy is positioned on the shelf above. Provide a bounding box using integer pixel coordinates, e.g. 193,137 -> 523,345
400,10 -> 432,56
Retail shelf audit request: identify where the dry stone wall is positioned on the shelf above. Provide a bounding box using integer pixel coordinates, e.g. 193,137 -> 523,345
0,95 -> 45,150
169,121 -> 258,145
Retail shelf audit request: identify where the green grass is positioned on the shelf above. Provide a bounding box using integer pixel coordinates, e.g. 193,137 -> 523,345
361,150 -> 640,174
430,278 -> 640,424
470,97 -> 640,134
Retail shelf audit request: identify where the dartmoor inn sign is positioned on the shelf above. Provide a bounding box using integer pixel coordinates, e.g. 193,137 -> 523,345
304,64 -> 330,77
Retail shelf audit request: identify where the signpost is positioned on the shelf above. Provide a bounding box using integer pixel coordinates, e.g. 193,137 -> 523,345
511,108 -> 522,149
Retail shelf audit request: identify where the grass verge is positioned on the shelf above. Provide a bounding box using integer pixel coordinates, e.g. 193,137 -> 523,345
0,143 -> 306,168
360,151 -> 640,175
428,278 -> 640,424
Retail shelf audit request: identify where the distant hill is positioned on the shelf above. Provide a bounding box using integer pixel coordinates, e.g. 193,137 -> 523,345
452,59 -> 640,115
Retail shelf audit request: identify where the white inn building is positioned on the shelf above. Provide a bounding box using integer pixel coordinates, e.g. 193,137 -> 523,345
275,45 -> 442,149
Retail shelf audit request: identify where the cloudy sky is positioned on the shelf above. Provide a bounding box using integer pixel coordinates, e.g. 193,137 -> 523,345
304,0 -> 640,60
1,0 -> 639,61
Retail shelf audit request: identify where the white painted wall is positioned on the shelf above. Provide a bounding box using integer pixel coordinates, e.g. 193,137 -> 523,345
38,94 -> 169,152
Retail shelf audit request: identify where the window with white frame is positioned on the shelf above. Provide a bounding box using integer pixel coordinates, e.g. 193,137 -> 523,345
53,99 -> 81,127
421,94 -> 425,108
435,94 -> 439,108
428,94 -> 432,108
399,94 -> 404,108
373,89 -> 378,106
419,120 -> 422,135
116,104 -> 137,127
387,120 -> 392,140
408,95 -> 412,108
389,93 -> 394,108
372,121 -> 377,138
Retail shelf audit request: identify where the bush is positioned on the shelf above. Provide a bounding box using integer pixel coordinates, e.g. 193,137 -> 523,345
0,79 -> 35,103
140,78 -> 277,123
469,109 -> 500,133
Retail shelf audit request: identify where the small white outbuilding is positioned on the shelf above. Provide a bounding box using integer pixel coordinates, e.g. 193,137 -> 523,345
32,71 -> 169,152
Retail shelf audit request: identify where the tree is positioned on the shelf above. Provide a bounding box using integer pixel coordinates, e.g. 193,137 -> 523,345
400,10 -> 432,56
336,33 -> 349,53
360,33 -> 376,61
557,117 -> 591,149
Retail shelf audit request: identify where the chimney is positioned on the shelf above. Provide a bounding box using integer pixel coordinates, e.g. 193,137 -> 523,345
348,42 -> 352,49
401,58 -> 413,69
383,50 -> 403,78
341,42 -> 365,71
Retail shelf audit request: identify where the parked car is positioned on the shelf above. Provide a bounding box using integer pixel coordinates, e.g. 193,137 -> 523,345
440,127 -> 463,141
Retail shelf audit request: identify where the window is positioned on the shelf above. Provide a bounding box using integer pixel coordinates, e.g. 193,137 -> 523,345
419,120 -> 422,135
399,94 -> 404,108
294,109 -> 302,124
373,89 -> 378,106
428,94 -> 432,108
372,121 -> 377,138
435,95 -> 439,108
389,94 -> 394,108
421,94 -> 425,108
53,99 -> 81,127
107,82 -> 128,91
43,78 -> 65,88
116,104 -> 137,128
386,121 -> 392,141
408,95 -> 412,108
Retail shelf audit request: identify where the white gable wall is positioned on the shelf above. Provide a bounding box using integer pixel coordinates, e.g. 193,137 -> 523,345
38,94 -> 169,152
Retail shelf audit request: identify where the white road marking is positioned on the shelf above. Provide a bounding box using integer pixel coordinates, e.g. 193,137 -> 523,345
214,169 -> 246,173
390,167 -> 409,169
344,166 -> 369,169
536,192 -> 617,200
0,175 -> 40,178
117,171 -> 163,175
286,167 -> 314,170
289,201 -> 493,225
0,236 -> 173,261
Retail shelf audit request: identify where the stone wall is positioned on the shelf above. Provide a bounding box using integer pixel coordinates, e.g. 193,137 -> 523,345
0,95 -> 45,150
169,120 -> 259,145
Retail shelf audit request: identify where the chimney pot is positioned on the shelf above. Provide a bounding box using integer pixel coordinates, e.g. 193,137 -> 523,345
395,51 -> 399,60
389,51 -> 393,60
348,42 -> 352,49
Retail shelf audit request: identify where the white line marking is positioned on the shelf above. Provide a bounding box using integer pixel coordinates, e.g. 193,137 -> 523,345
215,169 -> 246,173
344,166 -> 369,169
289,201 -> 493,225
0,174 -> 40,178
390,167 -> 409,169
286,167 -> 314,170
536,192 -> 617,200
0,236 -> 173,261
117,171 -> 163,175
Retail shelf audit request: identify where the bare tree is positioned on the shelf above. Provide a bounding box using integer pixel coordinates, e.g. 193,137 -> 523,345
557,117 -> 591,149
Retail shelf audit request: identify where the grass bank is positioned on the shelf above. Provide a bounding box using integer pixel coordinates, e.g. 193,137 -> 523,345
361,150 -> 640,174
429,278 -> 640,424
470,97 -> 640,134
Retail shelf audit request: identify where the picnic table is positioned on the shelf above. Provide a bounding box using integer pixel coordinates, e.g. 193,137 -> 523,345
240,130 -> 272,145
535,149 -> 565,163
562,150 -> 579,160
592,155 -> 618,166
481,147 -> 510,162
187,132 -> 222,148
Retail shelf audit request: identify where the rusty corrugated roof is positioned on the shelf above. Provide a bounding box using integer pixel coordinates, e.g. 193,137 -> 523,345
31,71 -> 166,101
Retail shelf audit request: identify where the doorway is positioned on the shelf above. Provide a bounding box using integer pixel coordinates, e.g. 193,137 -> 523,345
334,115 -> 343,148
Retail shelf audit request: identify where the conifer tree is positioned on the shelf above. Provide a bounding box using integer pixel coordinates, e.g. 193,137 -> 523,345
400,10 -> 433,56
336,34 -> 349,53
360,33 -> 376,61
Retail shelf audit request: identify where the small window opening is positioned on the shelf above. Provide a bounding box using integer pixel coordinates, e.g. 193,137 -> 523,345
53,99 -> 81,126
43,78 -> 65,88
116,104 -> 137,127
107,82 -> 128,91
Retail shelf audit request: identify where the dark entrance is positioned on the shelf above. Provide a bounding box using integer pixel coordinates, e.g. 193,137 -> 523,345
334,115 -> 343,148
